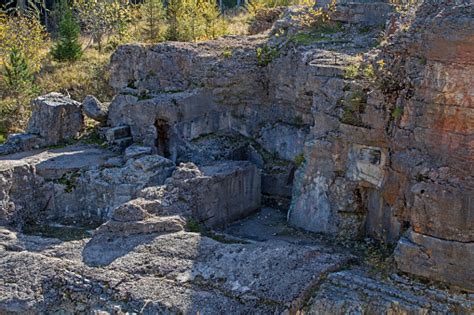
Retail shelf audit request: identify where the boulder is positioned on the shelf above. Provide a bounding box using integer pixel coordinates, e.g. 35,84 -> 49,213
82,95 -> 109,122
27,92 -> 84,145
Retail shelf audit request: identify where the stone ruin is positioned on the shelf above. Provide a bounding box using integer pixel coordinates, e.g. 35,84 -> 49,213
0,1 -> 473,314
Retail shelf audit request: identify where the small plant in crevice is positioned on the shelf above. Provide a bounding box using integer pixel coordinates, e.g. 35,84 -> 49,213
344,63 -> 360,79
256,45 -> 279,66
340,90 -> 367,127
222,47 -> 233,58
294,153 -> 305,168
57,171 -> 81,193
391,106 -> 403,119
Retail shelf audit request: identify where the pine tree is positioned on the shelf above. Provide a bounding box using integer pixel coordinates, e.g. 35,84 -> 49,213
141,0 -> 166,43
51,8 -> 83,61
3,47 -> 34,93
166,0 -> 182,41
198,0 -> 224,40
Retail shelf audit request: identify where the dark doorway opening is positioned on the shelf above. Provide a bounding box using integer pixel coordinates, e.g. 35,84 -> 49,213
155,119 -> 171,158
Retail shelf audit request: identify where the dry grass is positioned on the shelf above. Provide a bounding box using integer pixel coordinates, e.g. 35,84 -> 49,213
223,8 -> 252,35
36,47 -> 114,102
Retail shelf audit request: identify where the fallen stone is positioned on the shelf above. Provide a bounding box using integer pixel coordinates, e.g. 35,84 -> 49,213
82,95 -> 109,123
168,161 -> 262,228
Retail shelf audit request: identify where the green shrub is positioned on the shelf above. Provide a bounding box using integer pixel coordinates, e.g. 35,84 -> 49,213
222,47 -> 233,58
362,64 -> 375,80
340,90 -> 367,126
51,9 -> 83,62
256,45 -> 279,66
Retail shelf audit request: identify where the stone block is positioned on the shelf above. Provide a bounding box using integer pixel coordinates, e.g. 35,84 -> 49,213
194,161 -> 262,228
27,93 -> 84,145
106,126 -> 131,142
410,182 -> 473,242
394,229 -> 474,291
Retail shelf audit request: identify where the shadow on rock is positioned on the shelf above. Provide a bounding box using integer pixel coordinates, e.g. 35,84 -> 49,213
82,232 -> 158,266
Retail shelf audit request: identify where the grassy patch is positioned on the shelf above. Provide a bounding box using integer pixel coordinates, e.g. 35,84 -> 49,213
37,48 -> 114,102
290,32 -> 329,45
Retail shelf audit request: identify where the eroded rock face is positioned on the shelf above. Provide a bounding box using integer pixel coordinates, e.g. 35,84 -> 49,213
289,2 -> 473,290
0,163 -> 52,227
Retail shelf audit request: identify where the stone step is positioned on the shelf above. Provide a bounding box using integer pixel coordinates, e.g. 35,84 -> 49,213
105,126 -> 131,142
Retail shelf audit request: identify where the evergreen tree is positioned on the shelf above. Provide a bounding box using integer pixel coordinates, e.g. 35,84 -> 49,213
3,47 -> 34,93
166,0 -> 182,41
51,8 -> 83,61
141,0 -> 166,42
198,0 -> 224,40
